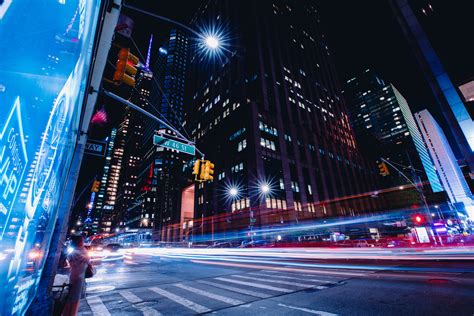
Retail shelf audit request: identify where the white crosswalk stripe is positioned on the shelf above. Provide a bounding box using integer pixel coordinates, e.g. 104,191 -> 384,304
231,274 -> 322,288
86,296 -> 111,316
263,269 -> 365,277
119,290 -> 143,303
174,283 -> 244,305
119,290 -> 162,316
137,305 -> 162,316
249,272 -> 337,284
215,277 -> 293,293
148,286 -> 211,313
278,303 -> 338,315
197,280 -> 271,298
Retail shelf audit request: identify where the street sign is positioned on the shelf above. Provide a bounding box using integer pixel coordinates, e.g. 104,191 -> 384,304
85,139 -> 107,157
153,134 -> 195,155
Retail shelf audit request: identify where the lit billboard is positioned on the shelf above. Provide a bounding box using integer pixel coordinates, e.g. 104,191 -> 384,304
0,0 -> 102,314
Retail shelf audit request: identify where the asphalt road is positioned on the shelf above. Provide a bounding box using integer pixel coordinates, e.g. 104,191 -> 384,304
77,248 -> 474,316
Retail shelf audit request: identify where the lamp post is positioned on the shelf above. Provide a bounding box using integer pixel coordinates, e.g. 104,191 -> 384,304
226,182 -> 273,244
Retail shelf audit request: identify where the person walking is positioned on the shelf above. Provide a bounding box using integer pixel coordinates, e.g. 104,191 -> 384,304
62,235 -> 92,316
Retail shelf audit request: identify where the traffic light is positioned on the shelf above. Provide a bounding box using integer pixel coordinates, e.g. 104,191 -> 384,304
412,214 -> 425,225
192,160 -> 201,180
203,161 -> 215,182
378,162 -> 390,176
91,180 -> 100,193
113,48 -> 139,87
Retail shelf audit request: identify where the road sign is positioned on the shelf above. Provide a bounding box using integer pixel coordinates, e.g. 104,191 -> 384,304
85,139 -> 107,157
153,134 -> 195,155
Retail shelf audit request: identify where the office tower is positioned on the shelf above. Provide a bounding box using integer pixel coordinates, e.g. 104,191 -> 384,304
390,0 -> 474,171
91,128 -> 118,233
345,69 -> 443,194
188,0 -> 379,236
415,110 -> 474,219
136,29 -> 191,241
114,68 -> 152,229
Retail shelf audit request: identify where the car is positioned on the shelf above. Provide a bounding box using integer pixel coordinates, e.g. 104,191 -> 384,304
104,243 -> 123,252
239,240 -> 274,248
207,242 -> 233,248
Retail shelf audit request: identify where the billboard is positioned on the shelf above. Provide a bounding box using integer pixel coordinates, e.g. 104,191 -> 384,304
0,0 -> 102,314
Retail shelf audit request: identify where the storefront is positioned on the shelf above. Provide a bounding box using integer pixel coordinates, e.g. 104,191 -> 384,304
0,0 -> 103,314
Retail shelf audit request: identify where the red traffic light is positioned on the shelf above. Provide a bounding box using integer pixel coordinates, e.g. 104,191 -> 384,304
413,214 -> 424,224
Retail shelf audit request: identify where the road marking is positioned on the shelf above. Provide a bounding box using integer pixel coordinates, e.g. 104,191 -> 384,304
86,296 -> 111,316
119,290 -> 143,303
148,287 -> 211,313
232,274 -> 316,288
278,303 -> 338,315
215,277 -> 293,293
174,283 -> 244,305
264,268 -> 365,277
87,285 -> 116,294
249,272 -> 336,284
135,304 -> 162,316
197,280 -> 271,298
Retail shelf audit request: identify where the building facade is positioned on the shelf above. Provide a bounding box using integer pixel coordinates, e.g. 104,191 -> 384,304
415,109 -> 474,219
345,69 -> 443,194
135,29 -> 191,241
390,0 -> 474,171
188,0 -> 379,239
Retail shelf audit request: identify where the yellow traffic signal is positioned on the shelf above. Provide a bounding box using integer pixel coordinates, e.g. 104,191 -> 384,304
202,161 -> 215,182
378,162 -> 390,176
91,180 -> 101,193
113,48 -> 139,87
192,160 -> 201,179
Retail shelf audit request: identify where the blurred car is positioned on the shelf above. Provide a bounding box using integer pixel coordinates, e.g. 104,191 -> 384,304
239,240 -> 274,248
207,242 -> 233,248
104,243 -> 123,252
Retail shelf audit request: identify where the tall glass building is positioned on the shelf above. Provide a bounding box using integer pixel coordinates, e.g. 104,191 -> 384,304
390,0 -> 474,172
345,69 -> 443,193
188,0 -> 379,237
415,110 -> 474,219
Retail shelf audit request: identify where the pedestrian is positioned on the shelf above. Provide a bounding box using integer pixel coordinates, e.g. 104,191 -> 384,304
62,235 -> 93,316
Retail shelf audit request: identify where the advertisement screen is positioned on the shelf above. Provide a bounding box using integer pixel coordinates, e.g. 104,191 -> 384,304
0,0 -> 102,314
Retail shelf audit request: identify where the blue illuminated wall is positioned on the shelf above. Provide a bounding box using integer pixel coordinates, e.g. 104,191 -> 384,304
392,85 -> 444,193
0,0 -> 102,314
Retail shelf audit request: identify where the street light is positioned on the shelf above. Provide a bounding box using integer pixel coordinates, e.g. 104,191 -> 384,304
228,187 -> 239,198
204,35 -> 220,49
260,183 -> 270,195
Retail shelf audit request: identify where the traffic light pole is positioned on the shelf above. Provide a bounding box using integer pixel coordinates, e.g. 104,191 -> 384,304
381,158 -> 442,245
101,89 -> 204,158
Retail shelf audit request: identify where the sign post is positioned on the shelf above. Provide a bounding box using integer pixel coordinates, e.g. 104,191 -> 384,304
153,134 -> 195,156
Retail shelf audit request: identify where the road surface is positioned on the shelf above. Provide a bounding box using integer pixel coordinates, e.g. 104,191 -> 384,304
77,247 -> 474,315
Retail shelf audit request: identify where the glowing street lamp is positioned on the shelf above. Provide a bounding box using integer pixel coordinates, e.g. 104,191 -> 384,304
228,187 -> 239,198
204,35 -> 220,49
260,183 -> 270,195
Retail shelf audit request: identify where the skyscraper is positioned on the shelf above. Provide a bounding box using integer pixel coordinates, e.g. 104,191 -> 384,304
345,69 -> 443,194
188,0 -> 379,237
135,29 -> 191,241
390,0 -> 474,171
93,128 -> 119,233
415,109 -> 474,219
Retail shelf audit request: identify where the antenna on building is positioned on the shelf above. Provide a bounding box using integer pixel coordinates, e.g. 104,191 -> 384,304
145,34 -> 153,70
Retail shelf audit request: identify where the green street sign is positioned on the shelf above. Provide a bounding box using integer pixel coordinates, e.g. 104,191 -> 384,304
153,134 -> 195,155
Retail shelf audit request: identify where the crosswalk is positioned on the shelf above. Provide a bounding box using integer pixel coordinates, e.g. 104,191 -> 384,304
79,269 -> 356,315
